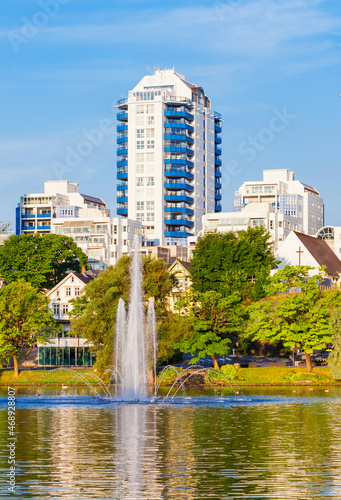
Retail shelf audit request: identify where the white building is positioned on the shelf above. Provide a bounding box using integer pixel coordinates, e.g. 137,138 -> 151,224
276,230 -> 341,285
116,68 -> 222,247
16,180 -> 143,268
234,169 -> 324,236
38,271 -> 96,367
16,180 -> 108,235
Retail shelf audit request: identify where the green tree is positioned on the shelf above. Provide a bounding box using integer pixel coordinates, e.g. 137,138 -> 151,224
247,268 -> 341,372
0,234 -> 88,290
0,281 -> 58,376
69,255 -> 174,372
328,308 -> 341,380
158,312 -> 194,364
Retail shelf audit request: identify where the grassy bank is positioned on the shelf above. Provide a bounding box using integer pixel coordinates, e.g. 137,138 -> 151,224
0,365 -> 338,387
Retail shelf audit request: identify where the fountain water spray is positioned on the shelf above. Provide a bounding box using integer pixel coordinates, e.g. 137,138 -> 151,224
114,234 -> 157,401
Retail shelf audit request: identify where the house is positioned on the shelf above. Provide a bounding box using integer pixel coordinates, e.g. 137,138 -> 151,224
37,270 -> 96,367
276,230 -> 341,286
167,259 -> 192,311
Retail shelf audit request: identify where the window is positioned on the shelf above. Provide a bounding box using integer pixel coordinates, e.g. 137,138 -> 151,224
123,225 -> 127,232
146,201 -> 155,210
136,153 -> 144,162
136,129 -> 144,138
147,177 -> 154,186
146,128 -> 154,138
123,239 -> 127,245
146,104 -> 154,114
114,225 -> 117,234
53,304 -> 60,315
137,201 -> 145,211
136,140 -> 144,150
136,105 -> 144,114
71,276 -> 74,282
146,140 -> 154,149
65,287 -> 71,297
136,115 -> 144,126
137,177 -> 144,186
74,287 -> 80,296
146,152 -> 154,162
62,304 -> 68,315
279,221 -> 283,228
147,116 -> 154,125
114,238 -> 117,244
136,164 -> 144,173
137,213 -> 144,221
146,212 -> 155,221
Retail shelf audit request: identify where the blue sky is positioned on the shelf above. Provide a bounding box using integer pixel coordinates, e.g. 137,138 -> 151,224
0,0 -> 340,228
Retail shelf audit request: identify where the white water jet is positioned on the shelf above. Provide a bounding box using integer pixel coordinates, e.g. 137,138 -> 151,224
115,234 -> 157,401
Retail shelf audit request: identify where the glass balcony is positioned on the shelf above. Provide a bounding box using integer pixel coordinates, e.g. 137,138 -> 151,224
215,205 -> 222,212
165,194 -> 194,204
117,208 -> 128,216
165,218 -> 194,227
21,214 -> 35,219
215,136 -> 222,144
117,148 -> 128,156
165,170 -> 194,180
117,136 -> 128,144
215,181 -> 222,189
215,171 -> 222,178
215,194 -> 222,201
165,158 -> 194,168
165,207 -> 194,215
117,98 -> 128,106
117,160 -> 128,168
165,182 -> 194,192
164,231 -> 192,238
117,184 -> 128,191
165,122 -> 194,132
117,123 -> 128,133
117,195 -> 128,203
117,111 -> 128,121
117,172 -> 128,180
215,124 -> 222,133
215,147 -> 222,155
37,226 -> 51,230
215,158 -> 222,167
164,146 -> 194,156
164,134 -> 194,144
164,110 -> 194,121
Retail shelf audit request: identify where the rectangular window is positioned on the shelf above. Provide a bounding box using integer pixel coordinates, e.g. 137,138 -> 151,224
147,116 -> 154,125
136,213 -> 144,221
53,304 -> 60,315
136,140 -> 144,150
146,129 -> 154,138
146,201 -> 155,211
65,287 -> 71,297
147,177 -> 154,186
74,287 -> 80,296
146,104 -> 154,114
136,115 -> 144,126
137,177 -> 144,187
123,239 -> 127,245
146,152 -> 154,162
136,153 -> 144,162
136,164 -> 144,173
136,129 -> 144,138
146,212 -> 155,222
146,140 -> 154,149
137,201 -> 145,211
136,105 -> 144,114
62,304 -> 69,315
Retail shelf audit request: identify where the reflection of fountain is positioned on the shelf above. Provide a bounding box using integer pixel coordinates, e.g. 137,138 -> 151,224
114,234 -> 157,401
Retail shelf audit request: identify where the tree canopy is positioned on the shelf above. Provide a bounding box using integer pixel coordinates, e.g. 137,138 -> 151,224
327,308 -> 341,380
0,280 -> 58,376
0,233 -> 88,290
247,268 -> 341,372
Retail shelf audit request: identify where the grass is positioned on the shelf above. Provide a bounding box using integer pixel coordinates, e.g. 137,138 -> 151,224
235,366 -> 334,386
0,369 -> 102,386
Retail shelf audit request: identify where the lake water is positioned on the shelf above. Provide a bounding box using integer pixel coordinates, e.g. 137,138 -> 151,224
1,386 -> 341,499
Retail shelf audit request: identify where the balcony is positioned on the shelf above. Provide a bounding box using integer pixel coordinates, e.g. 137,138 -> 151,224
165,207 -> 194,215
164,134 -> 194,144
37,213 -> 51,218
117,98 -> 128,106
117,136 -> 128,144
165,194 -> 194,204
117,208 -> 128,216
22,225 -> 35,231
215,136 -> 222,144
164,110 -> 194,120
117,111 -> 128,121
215,147 -> 222,156
165,158 -> 194,168
165,122 -> 194,132
215,158 -> 222,167
88,241 -> 105,248
117,123 -> 128,133
117,148 -> 128,156
117,184 -> 128,191
21,214 -> 35,219
165,182 -> 194,191
117,171 -> 128,180
215,194 -> 222,201
165,170 -> 194,180
215,205 -> 222,212
215,171 -> 222,178
117,195 -> 128,203
215,124 -> 222,133
117,160 -> 128,168
164,146 -> 194,156
165,218 -> 194,227
215,181 -> 222,189
164,231 -> 193,238
37,226 -> 51,231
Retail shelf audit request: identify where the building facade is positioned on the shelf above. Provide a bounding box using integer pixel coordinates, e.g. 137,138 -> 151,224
234,169 -> 324,236
116,68 -> 222,247
316,226 -> 341,259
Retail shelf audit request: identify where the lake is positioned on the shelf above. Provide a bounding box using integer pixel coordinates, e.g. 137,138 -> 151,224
1,386 -> 341,499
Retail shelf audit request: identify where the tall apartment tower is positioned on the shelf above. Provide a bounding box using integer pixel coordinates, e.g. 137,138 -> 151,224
116,69 -> 222,246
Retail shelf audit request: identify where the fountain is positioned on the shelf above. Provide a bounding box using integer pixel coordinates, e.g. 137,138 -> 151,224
114,234 -> 157,401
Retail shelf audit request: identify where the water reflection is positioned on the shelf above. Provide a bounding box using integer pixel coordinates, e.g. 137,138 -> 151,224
1,391 -> 341,498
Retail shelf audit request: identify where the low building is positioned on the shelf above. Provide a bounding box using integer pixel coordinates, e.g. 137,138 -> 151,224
140,244 -> 188,263
167,259 -> 192,311
276,230 -> 341,286
37,270 -> 96,367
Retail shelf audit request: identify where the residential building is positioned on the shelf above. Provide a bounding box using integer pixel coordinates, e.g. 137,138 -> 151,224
38,271 -> 96,367
276,231 -> 341,285
116,68 -> 222,247
316,226 -> 341,259
234,169 -> 324,236
167,259 -> 192,311
16,180 -> 108,236
140,244 -> 188,263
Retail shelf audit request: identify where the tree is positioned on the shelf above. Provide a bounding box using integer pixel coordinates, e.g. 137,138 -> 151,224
69,255 -> 174,372
247,268 -> 341,372
158,312 -> 194,364
190,228 -> 278,298
0,221 -> 11,233
327,308 -> 341,380
0,234 -> 88,290
0,281 -> 58,376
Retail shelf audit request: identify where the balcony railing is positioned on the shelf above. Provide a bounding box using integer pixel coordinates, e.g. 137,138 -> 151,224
117,195 -> 128,203
165,182 -> 194,191
117,111 -> 128,121
165,207 -> 194,215
117,98 -> 128,105
165,218 -> 194,227
164,134 -> 194,144
165,194 -> 194,204
165,170 -> 194,180
164,110 -> 194,121
117,184 -> 128,191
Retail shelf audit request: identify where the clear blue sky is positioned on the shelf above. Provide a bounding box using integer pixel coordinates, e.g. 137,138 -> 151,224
1,0 -> 340,228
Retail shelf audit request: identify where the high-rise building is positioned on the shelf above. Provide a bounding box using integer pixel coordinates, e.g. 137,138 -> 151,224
116,69 -> 222,247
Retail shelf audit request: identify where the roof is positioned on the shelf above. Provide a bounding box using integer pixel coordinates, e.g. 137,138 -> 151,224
46,271 -> 95,296
294,231 -> 341,277
167,258 -> 191,271
73,273 -> 95,285
301,183 -> 320,196
80,194 -> 106,206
